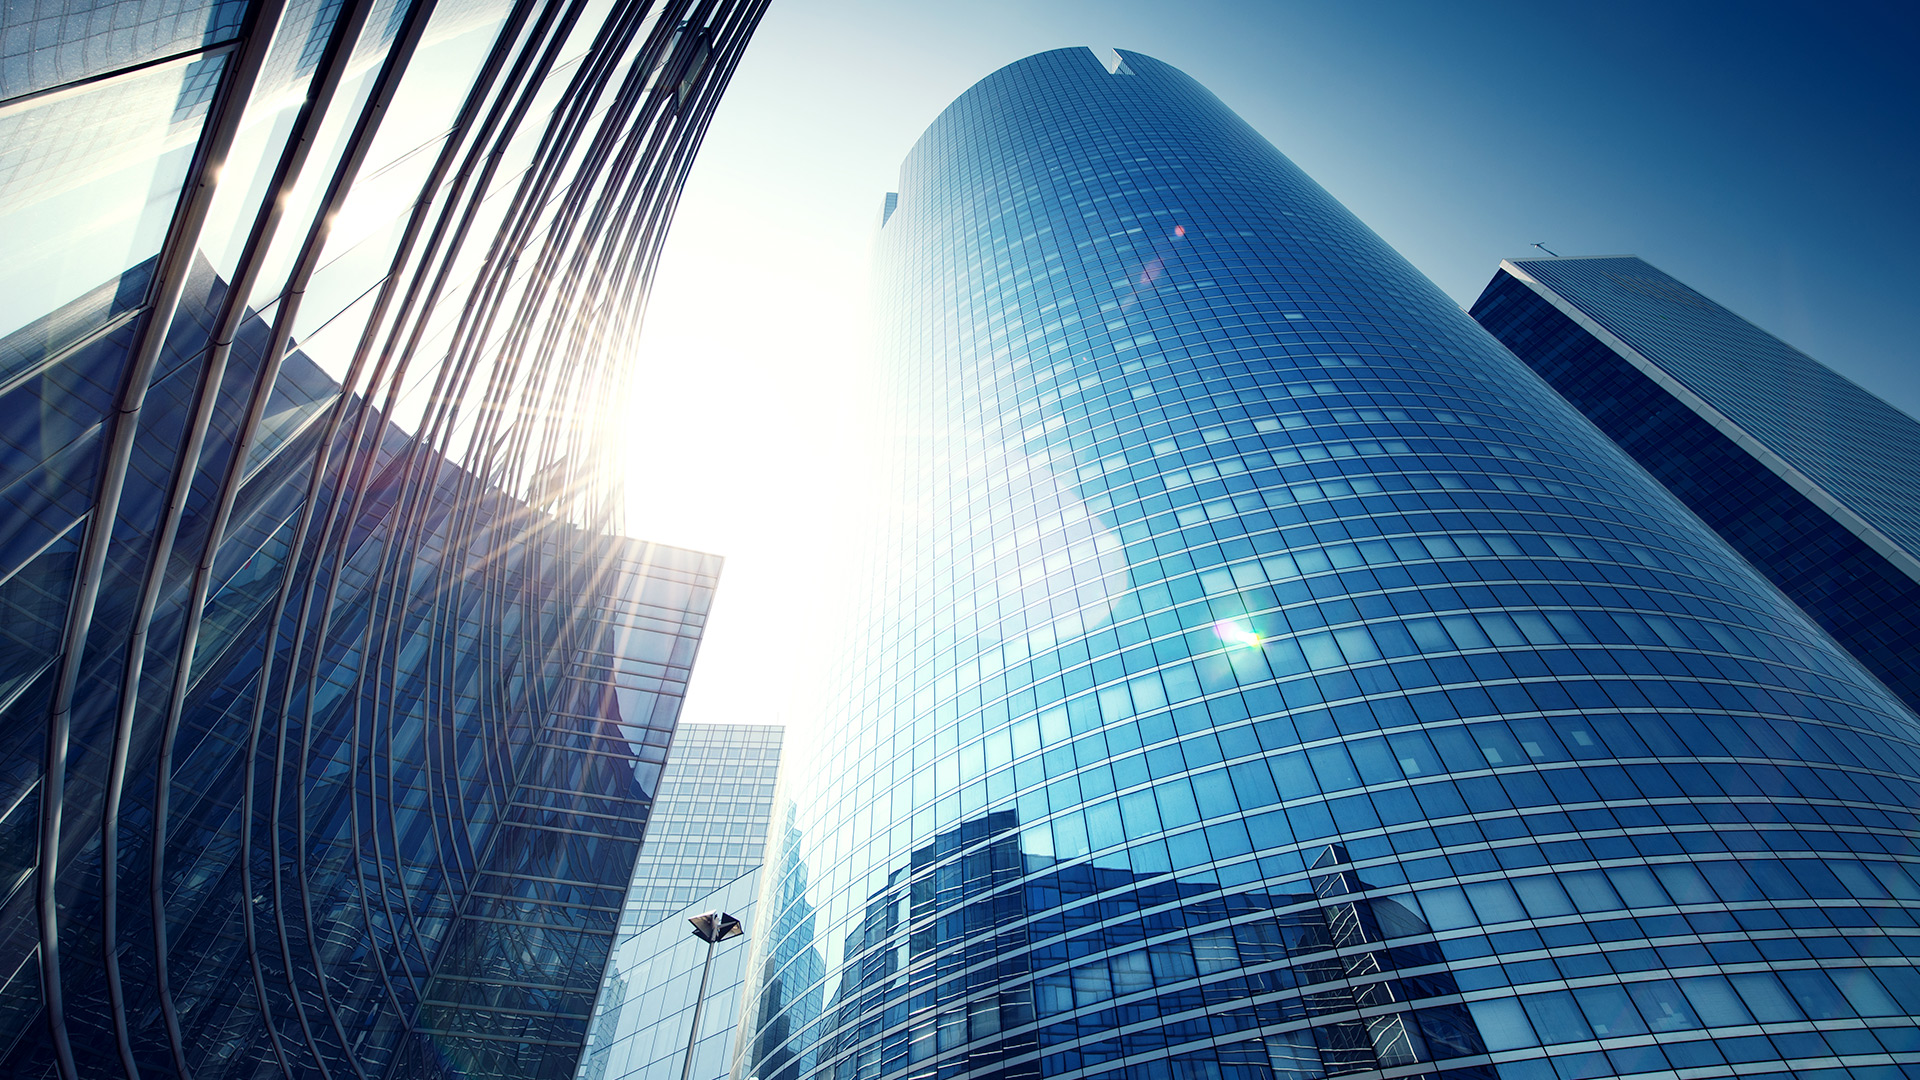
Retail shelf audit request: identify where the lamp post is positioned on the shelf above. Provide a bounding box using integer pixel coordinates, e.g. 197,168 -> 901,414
680,910 -> 743,1080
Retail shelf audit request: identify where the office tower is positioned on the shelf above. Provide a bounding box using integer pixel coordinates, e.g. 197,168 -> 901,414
736,48 -> 1920,1080
577,723 -> 783,1080
1470,255 -> 1920,714
0,0 -> 758,1075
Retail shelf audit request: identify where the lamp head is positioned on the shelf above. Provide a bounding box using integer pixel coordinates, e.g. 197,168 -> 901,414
688,911 -> 743,943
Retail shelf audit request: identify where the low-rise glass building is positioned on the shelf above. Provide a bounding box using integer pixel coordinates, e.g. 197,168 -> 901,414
577,723 -> 784,1080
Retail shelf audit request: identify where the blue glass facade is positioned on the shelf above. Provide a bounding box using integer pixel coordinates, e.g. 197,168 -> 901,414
737,48 -> 1920,1080
1470,257 -> 1920,714
0,0 -> 762,1075
577,723 -> 783,1080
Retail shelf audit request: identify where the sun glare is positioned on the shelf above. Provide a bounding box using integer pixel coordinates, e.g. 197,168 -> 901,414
1214,619 -> 1262,649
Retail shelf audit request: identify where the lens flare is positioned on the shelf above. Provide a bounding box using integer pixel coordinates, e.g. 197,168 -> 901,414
1174,224 -> 1185,237
1213,620 -> 1261,649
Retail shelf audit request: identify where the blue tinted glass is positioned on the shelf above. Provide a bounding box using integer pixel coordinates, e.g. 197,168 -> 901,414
0,0 -> 245,100
0,0 -> 753,1072
737,47 -> 1920,1080
0,55 -> 218,353
1472,261 -> 1920,713
1503,256 -> 1920,556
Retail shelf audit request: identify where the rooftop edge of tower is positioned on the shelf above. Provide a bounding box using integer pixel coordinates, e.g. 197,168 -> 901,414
888,47 -> 1186,217
1505,253 -> 1643,264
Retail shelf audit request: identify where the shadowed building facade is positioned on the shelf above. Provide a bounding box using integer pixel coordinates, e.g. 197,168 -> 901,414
1470,255 -> 1920,714
0,0 -> 761,1075
735,48 -> 1920,1080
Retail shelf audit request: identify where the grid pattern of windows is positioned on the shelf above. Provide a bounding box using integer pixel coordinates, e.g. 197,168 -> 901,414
736,48 -> 1920,1080
0,0 -> 762,1074
1493,257 -> 1920,561
576,723 -> 783,1080
1470,266 -> 1920,714
0,0 -> 245,102
614,723 -> 782,928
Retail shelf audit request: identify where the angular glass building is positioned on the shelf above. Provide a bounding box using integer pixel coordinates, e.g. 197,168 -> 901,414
737,48 -> 1920,1080
1470,255 -> 1920,714
0,0 -> 760,1075
577,723 -> 783,1080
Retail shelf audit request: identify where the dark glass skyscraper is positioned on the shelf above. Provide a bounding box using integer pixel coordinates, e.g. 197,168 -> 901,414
738,48 -> 1920,1080
0,0 -> 760,1075
1470,255 -> 1920,714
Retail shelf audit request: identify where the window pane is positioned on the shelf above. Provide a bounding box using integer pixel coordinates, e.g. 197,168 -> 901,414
0,54 -> 222,354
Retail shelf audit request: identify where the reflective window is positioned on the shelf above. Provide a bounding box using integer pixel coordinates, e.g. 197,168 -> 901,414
737,47 -> 1920,1080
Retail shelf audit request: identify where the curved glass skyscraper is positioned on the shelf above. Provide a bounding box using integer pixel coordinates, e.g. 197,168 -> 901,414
0,0 -> 760,1075
738,48 -> 1920,1080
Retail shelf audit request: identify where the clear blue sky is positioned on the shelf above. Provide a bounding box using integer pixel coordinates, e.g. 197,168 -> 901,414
624,0 -> 1920,730
705,0 -> 1919,411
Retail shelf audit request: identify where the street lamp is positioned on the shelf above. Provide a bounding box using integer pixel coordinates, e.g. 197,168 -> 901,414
680,910 -> 744,1080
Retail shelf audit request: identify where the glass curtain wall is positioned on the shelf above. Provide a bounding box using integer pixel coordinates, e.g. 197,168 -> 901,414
1470,256 -> 1920,714
0,0 -> 762,1075
577,723 -> 783,1080
737,48 -> 1920,1080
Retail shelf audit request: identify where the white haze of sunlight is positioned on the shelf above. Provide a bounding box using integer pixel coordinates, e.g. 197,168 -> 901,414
613,0 -> 1920,745
612,75 -> 886,744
